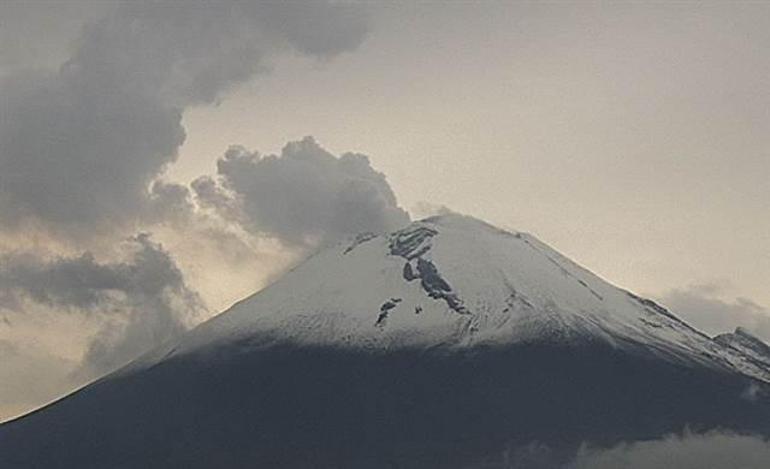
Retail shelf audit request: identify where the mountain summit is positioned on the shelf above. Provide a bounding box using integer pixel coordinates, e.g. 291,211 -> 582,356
2,215 -> 770,468
138,214 -> 770,381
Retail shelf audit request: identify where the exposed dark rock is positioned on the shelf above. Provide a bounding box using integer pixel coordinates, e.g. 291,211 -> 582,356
376,298 -> 402,326
387,225 -> 468,314
402,262 -> 419,281
414,258 -> 468,314
344,232 -> 378,254
388,226 -> 438,259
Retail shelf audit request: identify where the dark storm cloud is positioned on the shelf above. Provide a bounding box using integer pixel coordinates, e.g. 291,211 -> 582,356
658,283 -> 770,341
193,137 -> 410,247
0,0 -> 370,237
0,234 -> 203,375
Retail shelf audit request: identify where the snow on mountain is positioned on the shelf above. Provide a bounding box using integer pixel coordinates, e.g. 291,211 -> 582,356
5,214 -> 770,469
715,328 -> 770,368
135,214 -> 770,383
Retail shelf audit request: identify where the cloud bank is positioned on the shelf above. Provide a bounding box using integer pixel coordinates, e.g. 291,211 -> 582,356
569,431 -> 770,469
0,234 -> 203,377
468,431 -> 770,468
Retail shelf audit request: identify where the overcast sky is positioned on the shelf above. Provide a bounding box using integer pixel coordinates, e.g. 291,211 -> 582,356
179,2 -> 770,307
1,0 -> 769,421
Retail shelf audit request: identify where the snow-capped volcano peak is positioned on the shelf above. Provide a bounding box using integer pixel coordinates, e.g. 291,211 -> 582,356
150,214 -> 770,382
6,215 -> 770,469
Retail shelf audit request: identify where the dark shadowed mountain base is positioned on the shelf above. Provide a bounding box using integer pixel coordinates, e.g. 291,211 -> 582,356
2,342 -> 769,468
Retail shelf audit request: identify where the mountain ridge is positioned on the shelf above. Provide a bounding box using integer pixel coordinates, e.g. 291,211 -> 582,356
130,214 -> 770,384
715,327 -> 770,368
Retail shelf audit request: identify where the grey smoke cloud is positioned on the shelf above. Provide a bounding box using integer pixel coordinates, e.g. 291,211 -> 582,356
658,283 -> 770,341
0,0 -> 369,237
0,1 -> 381,420
194,136 -> 410,247
0,234 -> 203,376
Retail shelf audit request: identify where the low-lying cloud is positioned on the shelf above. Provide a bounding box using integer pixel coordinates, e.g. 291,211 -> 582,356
0,234 -> 203,377
468,431 -> 770,468
569,431 -> 770,469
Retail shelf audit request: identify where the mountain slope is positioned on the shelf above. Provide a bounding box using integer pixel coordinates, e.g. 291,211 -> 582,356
715,327 -> 770,368
135,214 -> 770,381
2,214 -> 770,469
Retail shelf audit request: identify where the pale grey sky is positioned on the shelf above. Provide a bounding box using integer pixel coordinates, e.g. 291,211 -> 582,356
176,2 -> 770,307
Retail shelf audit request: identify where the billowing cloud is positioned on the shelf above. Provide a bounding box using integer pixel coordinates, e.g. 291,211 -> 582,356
194,136 -> 410,247
145,180 -> 197,227
0,1 -> 369,238
0,1 -> 380,421
0,234 -> 203,377
658,283 -> 770,341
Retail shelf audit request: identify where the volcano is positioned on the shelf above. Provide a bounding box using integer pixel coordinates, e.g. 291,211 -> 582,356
2,214 -> 769,468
